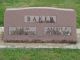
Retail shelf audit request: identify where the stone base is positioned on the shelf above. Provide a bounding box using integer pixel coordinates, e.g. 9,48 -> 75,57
4,39 -> 77,44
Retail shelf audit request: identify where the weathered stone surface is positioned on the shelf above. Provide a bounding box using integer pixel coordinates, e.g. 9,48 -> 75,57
4,7 -> 76,43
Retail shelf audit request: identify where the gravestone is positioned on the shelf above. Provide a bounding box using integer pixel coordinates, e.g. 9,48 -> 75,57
4,7 -> 77,43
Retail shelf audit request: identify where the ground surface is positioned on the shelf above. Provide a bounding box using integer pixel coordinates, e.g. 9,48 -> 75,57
0,0 -> 80,27
0,48 -> 80,60
0,27 -> 80,49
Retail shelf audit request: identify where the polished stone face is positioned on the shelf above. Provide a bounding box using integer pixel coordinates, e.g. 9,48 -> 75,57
4,7 -> 76,43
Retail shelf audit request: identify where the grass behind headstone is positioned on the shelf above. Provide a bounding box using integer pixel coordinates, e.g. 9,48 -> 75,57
0,0 -> 80,28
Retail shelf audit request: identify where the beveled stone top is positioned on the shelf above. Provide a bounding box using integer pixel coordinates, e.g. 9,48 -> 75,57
6,7 -> 74,11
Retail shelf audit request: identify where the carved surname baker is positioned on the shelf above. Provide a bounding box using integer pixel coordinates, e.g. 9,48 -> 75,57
24,16 -> 56,23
